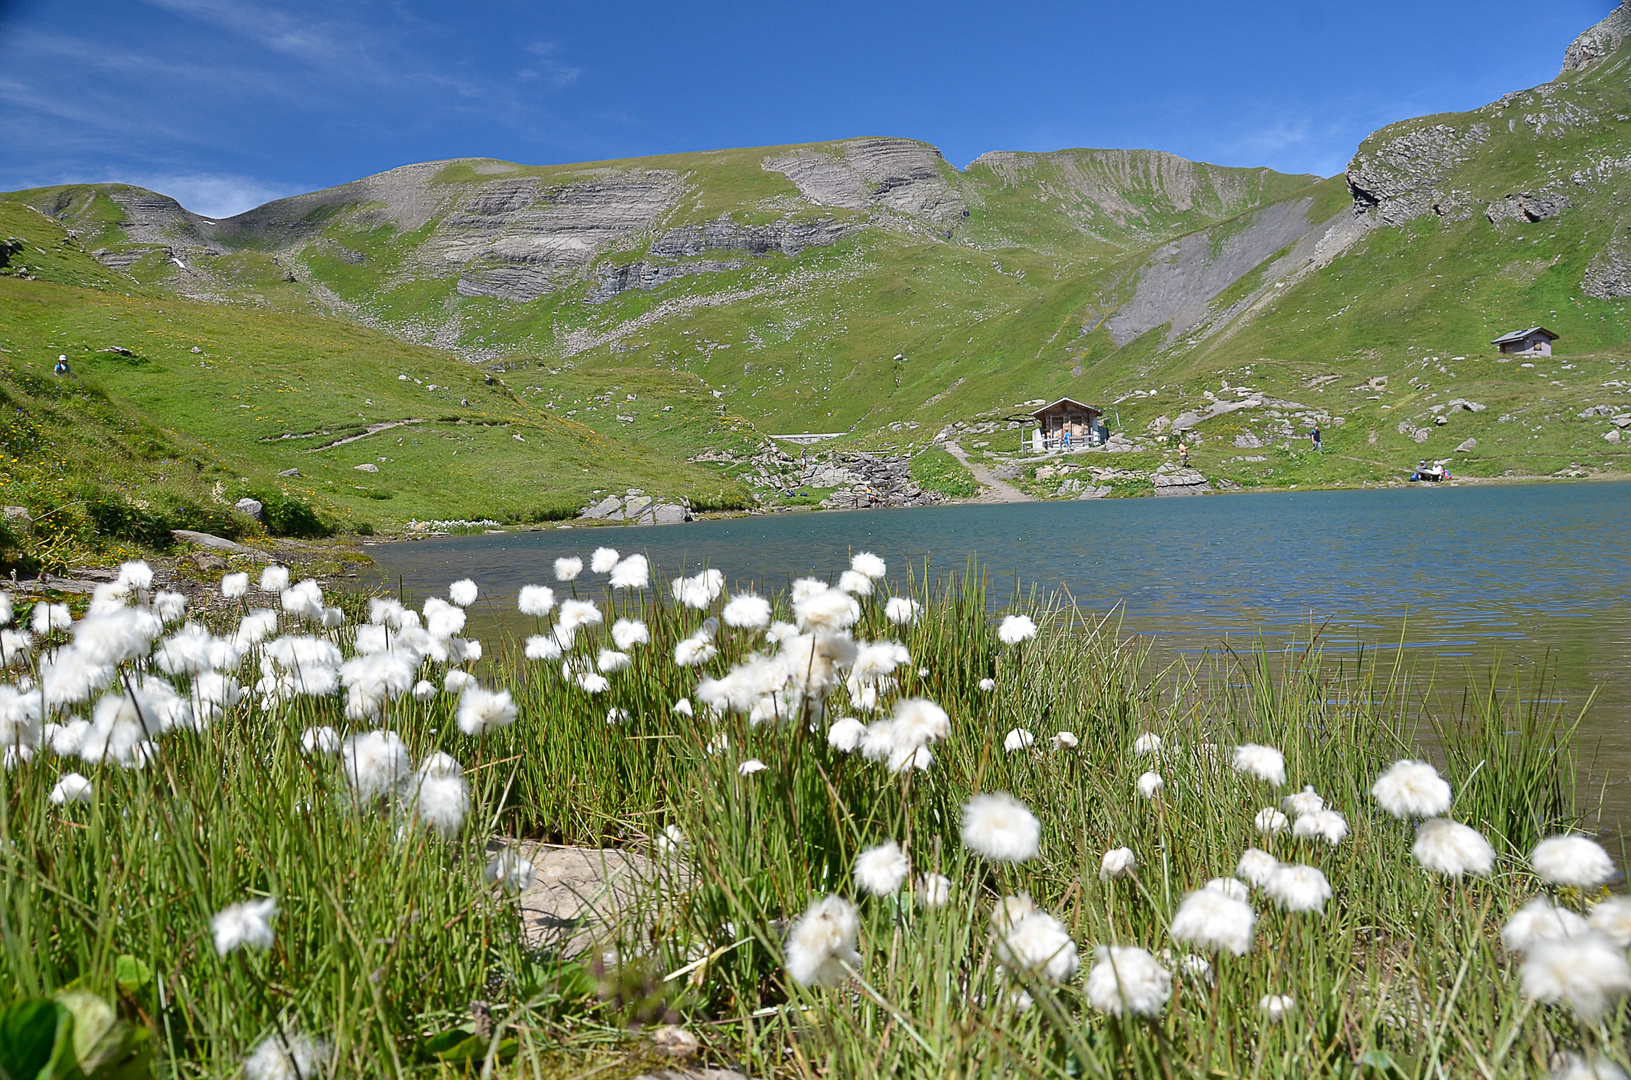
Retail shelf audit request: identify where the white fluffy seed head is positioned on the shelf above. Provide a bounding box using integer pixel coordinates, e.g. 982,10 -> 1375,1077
1086,946 -> 1170,1016
722,593 -> 773,630
998,913 -> 1081,983
1051,730 -> 1079,750
1133,732 -> 1162,755
457,686 -> 518,736
1503,897 -> 1591,953
1588,896 -> 1631,948
590,547 -> 619,574
1170,888 -> 1256,956
837,569 -> 873,596
853,841 -> 910,896
610,554 -> 649,590
1372,759 -> 1452,818
554,556 -> 583,581
917,873 -> 952,908
1003,728 -> 1035,753
212,897 -> 277,955
341,730 -> 411,802
883,597 -> 921,625
448,578 -> 478,607
49,772 -> 92,805
852,551 -> 887,580
960,792 -> 1041,863
1099,847 -> 1136,881
997,614 -> 1037,645
1137,771 -> 1164,799
1232,744 -> 1286,787
1413,818 -> 1496,878
1292,809 -> 1348,846
1282,785 -> 1323,816
486,849 -> 535,893
244,1032 -> 328,1080
1531,835 -> 1618,888
258,565 -> 290,594
785,895 -> 861,987
524,635 -> 562,661
1521,933 -> 1631,1019
1255,808 -> 1289,835
518,585 -> 556,617
1259,994 -> 1296,1022
1264,864 -> 1331,913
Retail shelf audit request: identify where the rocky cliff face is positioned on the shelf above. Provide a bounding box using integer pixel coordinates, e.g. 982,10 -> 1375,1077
1562,1 -> 1631,73
762,138 -> 967,229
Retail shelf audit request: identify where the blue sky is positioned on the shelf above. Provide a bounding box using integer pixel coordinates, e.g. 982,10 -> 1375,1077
0,0 -> 1612,218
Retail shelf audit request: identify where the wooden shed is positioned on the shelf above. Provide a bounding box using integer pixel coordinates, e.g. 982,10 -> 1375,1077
1491,326 -> 1557,356
1031,397 -> 1103,450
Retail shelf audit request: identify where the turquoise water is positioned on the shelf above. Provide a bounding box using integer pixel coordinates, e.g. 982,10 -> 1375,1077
369,481 -> 1631,825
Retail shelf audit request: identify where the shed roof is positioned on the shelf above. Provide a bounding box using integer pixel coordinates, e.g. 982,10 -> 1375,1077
1030,397 -> 1101,418
1491,326 -> 1558,345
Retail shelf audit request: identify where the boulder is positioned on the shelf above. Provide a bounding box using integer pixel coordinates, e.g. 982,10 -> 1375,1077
1455,438 -> 1478,453
191,552 -> 228,571
580,496 -> 625,520
354,463 -> 380,473
1076,486 -> 1113,500
1152,469 -> 1212,496
234,497 -> 264,521
278,467 -> 301,477
171,529 -> 251,553
1233,431 -> 1263,448
1605,429 -> 1623,444
651,503 -> 688,524
3,506 -> 32,531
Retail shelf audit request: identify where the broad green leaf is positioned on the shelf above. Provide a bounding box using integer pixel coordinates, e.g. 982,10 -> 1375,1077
0,998 -> 69,1080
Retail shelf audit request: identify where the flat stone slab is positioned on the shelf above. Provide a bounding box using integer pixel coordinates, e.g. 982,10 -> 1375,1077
170,530 -> 253,553
497,841 -> 680,955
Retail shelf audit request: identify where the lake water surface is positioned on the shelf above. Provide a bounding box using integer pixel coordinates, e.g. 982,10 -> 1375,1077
369,481 -> 1631,830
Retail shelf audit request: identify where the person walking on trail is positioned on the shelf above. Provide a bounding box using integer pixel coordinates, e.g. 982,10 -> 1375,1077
1310,425 -> 1322,452
1178,439 -> 1189,467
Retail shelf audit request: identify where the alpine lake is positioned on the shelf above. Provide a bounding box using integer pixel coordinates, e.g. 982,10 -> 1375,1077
368,480 -> 1631,838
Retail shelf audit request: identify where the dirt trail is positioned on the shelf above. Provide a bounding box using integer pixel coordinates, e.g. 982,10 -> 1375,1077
943,441 -> 1034,503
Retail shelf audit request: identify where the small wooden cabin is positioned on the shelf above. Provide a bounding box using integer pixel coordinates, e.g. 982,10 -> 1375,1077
1032,397 -> 1103,450
1491,326 -> 1557,356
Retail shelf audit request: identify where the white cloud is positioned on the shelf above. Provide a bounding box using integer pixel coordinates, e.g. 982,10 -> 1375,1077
127,173 -> 300,218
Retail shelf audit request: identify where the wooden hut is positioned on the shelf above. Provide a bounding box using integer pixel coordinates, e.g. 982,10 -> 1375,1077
1031,397 -> 1103,451
1491,327 -> 1557,356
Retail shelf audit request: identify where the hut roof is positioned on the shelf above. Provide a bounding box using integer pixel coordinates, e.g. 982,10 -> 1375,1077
1030,397 -> 1101,418
1491,326 -> 1558,345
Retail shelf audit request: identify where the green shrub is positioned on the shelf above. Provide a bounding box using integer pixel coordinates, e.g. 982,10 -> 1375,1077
687,487 -> 754,513
250,488 -> 334,538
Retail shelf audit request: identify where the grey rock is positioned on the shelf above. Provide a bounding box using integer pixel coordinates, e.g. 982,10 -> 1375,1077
3,506 -> 32,530
1581,222 -> 1631,299
1579,405 -> 1615,418
278,467 -> 300,477
763,137 -> 967,227
1152,468 -> 1212,496
1485,191 -> 1569,224
1233,431 -> 1263,448
622,495 -> 653,520
191,552 -> 228,571
1455,438 -> 1478,453
650,503 -> 688,524
1446,399 -> 1486,413
631,1070 -> 747,1080
580,496 -> 624,520
1606,429 -> 1624,444
1347,122 -> 1490,227
1562,3 -> 1631,73
189,345 -> 202,354
353,463 -> 380,473
170,529 -> 251,553
234,497 -> 264,521
1076,485 -> 1113,500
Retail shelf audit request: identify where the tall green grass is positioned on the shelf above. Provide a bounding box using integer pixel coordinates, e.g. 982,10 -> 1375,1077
0,564 -> 1622,1078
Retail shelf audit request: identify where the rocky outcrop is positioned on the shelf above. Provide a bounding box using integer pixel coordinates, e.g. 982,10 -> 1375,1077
1562,2 -> 1631,73
1485,190 -> 1570,224
579,493 -> 692,524
1151,467 -> 1211,496
1346,123 -> 1490,227
1582,223 -> 1631,298
763,138 -> 967,228
796,453 -> 944,509
588,215 -> 858,301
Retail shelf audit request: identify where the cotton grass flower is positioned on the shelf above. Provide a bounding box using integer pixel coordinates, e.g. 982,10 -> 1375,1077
1003,728 -> 1034,753
883,597 -> 921,625
722,593 -> 772,630
1588,896 -> 1631,947
837,569 -> 873,596
597,648 -> 632,673
1255,808 -> 1289,835
1282,785 -> 1323,816
793,586 -> 859,632
827,717 -> 866,752
1531,835 -> 1617,888
672,569 -> 726,609
1552,1054 -> 1630,1080
997,614 -> 1037,645
996,912 -> 1081,983
610,554 -> 649,589
785,895 -> 862,987
888,697 -> 948,748
738,758 -> 767,776
977,677 -> 996,692
1259,994 -> 1296,1022
31,602 -> 71,634
853,841 -> 910,896
611,618 -> 649,649
1292,809 -> 1348,846
448,578 -> 478,606
1232,744 -> 1286,786
300,727 -> 340,756
1100,847 -> 1136,881
1133,732 -> 1162,755
1264,864 -> 1331,913
674,635 -> 717,667
554,556 -> 583,581
576,672 -> 610,693
49,772 -> 92,805
1413,818 -> 1495,878
1086,946 -> 1170,1016
1135,770 -> 1165,799
1372,759 -> 1452,818
1051,731 -> 1079,750
212,897 -> 277,955
916,873 -> 951,908
590,547 -> 620,574
1205,877 -> 1250,901
656,824 -> 687,857
456,685 -> 517,736
443,669 -> 474,694
341,730 -> 411,802
486,848 -> 535,893
852,551 -> 886,580
1170,888 -> 1255,955
1521,934 -> 1631,1018
1502,898 -> 1591,952
524,635 -> 562,661
961,792 -> 1041,862
410,752 -> 468,838
672,698 -> 693,717
517,585 -> 556,617
244,1032 -> 328,1080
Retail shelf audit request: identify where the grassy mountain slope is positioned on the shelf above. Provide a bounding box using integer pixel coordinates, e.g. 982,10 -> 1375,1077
7,5 -> 1631,529
0,200 -> 752,562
